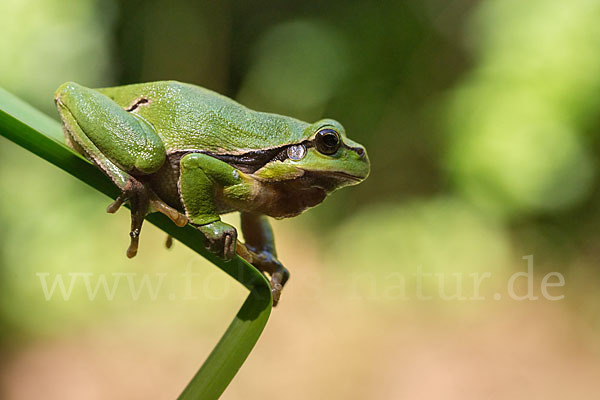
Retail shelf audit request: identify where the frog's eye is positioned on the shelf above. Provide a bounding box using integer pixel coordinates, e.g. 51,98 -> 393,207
315,128 -> 341,155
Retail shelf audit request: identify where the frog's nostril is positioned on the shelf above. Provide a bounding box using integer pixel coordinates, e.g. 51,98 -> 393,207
356,147 -> 365,158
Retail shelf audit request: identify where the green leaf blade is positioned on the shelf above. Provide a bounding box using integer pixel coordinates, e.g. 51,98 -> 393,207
0,86 -> 273,400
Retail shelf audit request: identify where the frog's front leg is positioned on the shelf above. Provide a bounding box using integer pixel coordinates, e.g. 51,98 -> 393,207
55,82 -> 187,257
240,213 -> 289,305
179,153 -> 253,260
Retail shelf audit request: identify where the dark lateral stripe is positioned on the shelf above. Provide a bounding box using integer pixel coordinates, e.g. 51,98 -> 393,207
171,145 -> 290,174
207,147 -> 289,173
171,139 -> 360,175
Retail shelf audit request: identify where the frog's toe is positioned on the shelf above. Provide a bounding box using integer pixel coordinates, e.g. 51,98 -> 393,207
222,231 -> 236,260
195,221 -> 238,261
127,228 -> 141,258
165,234 -> 174,249
269,263 -> 289,306
271,282 -> 283,306
112,179 -> 151,258
126,206 -> 147,258
106,195 -> 125,214
150,198 -> 188,227
208,229 -> 236,261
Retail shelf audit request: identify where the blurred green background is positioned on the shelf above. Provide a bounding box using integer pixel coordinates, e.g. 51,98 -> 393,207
2,0 -> 600,398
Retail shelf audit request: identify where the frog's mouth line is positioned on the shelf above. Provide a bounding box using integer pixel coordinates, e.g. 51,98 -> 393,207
299,170 -> 365,193
316,170 -> 365,182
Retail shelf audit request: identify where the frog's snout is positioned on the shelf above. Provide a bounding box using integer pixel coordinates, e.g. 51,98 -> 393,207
347,143 -> 370,181
55,82 -> 78,104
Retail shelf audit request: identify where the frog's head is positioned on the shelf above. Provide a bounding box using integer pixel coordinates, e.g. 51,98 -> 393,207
255,119 -> 369,192
295,119 -> 370,188
251,119 -> 369,218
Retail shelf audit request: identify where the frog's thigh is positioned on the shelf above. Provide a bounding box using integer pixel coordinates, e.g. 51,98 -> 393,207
179,153 -> 245,225
56,82 -> 166,177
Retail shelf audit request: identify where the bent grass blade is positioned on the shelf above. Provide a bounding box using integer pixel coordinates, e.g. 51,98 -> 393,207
0,87 -> 273,400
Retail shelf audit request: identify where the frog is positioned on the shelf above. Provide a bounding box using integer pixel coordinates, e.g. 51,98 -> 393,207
54,81 -> 370,304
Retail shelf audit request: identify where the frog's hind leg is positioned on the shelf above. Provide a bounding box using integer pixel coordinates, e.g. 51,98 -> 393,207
239,212 -> 289,306
55,82 -> 186,257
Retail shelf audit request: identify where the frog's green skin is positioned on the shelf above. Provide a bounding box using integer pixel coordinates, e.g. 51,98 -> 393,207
55,81 -> 369,303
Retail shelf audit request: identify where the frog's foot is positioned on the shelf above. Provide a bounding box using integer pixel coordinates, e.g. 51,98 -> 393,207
105,178 -> 150,258
106,179 -> 188,258
193,221 -> 237,261
236,244 -> 289,306
109,193 -> 188,228
260,254 -> 289,306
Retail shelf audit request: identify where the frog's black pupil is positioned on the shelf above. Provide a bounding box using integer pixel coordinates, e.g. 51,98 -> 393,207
323,133 -> 338,147
315,129 -> 341,155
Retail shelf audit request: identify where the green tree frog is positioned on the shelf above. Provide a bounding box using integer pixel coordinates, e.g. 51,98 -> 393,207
54,81 -> 369,304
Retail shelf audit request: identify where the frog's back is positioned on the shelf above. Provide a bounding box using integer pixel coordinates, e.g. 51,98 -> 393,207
98,81 -> 309,154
